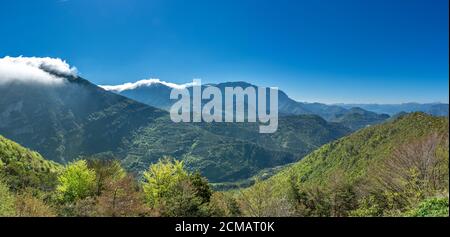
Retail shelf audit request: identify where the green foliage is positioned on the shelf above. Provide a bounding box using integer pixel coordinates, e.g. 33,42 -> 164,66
208,192 -> 242,217
158,179 -> 206,217
238,179 -> 294,217
0,179 -> 15,216
55,160 -> 147,217
271,113 -> 448,188
86,159 -> 126,196
142,158 -> 188,207
56,160 -> 96,203
405,197 -> 449,217
0,135 -> 220,217
0,135 -> 61,191
142,158 -> 213,217
349,195 -> 383,217
190,172 -> 213,204
1,112 -> 448,217
242,113 -> 449,217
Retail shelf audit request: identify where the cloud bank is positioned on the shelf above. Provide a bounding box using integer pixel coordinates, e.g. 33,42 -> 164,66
0,56 -> 77,85
100,79 -> 197,92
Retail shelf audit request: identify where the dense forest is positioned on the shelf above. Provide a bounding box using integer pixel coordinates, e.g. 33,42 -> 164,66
1,112 -> 448,217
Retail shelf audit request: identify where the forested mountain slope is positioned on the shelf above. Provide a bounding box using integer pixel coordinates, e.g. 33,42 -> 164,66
240,113 -> 449,216
0,135 -> 61,191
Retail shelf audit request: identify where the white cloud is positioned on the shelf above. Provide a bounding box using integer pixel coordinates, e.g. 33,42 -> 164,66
100,79 -> 197,92
0,56 -> 77,85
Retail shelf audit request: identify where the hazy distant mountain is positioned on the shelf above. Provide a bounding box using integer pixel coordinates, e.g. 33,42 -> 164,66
213,82 -> 351,121
102,80 -> 389,129
330,107 -> 390,131
101,80 -> 348,119
338,103 -> 449,117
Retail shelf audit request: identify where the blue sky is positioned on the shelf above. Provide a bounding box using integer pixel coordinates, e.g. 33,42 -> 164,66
0,0 -> 448,103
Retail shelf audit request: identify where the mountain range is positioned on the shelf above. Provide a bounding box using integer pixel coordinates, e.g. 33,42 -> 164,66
102,80 -> 448,119
101,80 -> 392,130
0,67 -> 350,182
337,103 -> 449,117
0,58 -> 448,184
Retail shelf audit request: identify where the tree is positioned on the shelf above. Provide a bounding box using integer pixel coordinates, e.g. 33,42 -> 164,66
87,159 -> 126,196
295,185 -> 332,217
208,192 -> 241,217
327,171 -> 357,217
370,133 -> 449,212
190,172 -> 213,204
56,160 -> 96,203
96,175 -> 148,217
142,158 -> 188,208
285,172 -> 357,217
141,158 -> 211,217
160,179 -> 204,217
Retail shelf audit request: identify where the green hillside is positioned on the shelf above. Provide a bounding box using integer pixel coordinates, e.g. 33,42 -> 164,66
239,113 -> 449,216
281,112 -> 448,185
120,114 -> 349,182
0,135 -> 62,191
197,114 -> 350,155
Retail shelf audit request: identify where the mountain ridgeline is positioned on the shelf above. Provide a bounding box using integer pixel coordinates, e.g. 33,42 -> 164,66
0,75 -> 351,183
103,81 -> 393,130
339,103 -> 449,117
0,76 -> 166,163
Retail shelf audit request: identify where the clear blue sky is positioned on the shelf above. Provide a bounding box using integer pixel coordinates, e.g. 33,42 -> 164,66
0,0 -> 448,103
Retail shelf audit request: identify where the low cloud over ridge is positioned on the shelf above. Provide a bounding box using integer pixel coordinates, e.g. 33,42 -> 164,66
100,79 -> 197,92
0,56 -> 77,85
